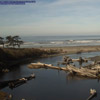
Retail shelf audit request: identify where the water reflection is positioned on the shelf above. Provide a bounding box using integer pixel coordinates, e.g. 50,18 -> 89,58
67,74 -> 92,81
1,52 -> 100,100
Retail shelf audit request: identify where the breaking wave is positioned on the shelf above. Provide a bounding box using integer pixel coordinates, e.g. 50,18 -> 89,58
22,39 -> 100,48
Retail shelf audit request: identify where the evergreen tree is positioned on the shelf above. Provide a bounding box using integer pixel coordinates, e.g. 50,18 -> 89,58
0,37 -> 4,48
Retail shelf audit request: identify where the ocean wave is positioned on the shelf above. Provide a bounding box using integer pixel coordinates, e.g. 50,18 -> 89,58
22,39 -> 100,47
65,40 -> 100,44
50,41 -> 63,44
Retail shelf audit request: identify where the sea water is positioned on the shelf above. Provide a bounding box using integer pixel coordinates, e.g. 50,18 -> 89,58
1,52 -> 100,100
21,35 -> 100,48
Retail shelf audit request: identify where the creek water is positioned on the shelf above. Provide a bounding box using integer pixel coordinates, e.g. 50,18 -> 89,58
1,52 -> 100,100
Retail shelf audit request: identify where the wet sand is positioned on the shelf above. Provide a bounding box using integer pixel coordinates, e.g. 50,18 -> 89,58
90,56 -> 100,61
40,45 -> 100,55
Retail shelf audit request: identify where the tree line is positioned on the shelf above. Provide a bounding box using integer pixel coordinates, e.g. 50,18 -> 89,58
0,35 -> 23,48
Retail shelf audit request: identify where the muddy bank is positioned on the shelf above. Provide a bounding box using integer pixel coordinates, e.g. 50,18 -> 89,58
0,91 -> 11,100
41,45 -> 100,54
0,48 -> 60,72
1,45 -> 100,72
90,56 -> 100,62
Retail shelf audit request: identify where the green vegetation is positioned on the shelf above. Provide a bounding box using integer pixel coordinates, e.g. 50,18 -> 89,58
0,48 -> 59,60
0,37 -> 4,48
0,48 -> 60,72
0,35 -> 23,48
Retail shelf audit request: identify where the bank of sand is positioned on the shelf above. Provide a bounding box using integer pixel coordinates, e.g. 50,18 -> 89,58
40,45 -> 100,55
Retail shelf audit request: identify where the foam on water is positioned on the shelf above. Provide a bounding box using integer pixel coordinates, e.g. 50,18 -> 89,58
20,35 -> 100,47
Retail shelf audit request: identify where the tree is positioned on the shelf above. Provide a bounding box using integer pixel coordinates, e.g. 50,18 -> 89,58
13,36 -> 23,48
0,37 -> 4,48
6,35 -> 23,48
17,40 -> 23,48
6,36 -> 14,48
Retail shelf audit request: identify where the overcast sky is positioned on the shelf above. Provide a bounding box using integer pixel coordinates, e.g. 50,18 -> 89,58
0,0 -> 100,36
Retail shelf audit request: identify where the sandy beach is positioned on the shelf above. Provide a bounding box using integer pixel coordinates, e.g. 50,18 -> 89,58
40,45 -> 100,55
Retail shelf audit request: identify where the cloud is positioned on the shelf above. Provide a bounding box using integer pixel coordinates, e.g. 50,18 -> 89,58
0,0 -> 100,36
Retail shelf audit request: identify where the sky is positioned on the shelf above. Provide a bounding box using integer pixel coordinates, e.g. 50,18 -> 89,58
0,0 -> 100,36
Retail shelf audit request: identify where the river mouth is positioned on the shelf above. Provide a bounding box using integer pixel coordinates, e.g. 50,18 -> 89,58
1,52 -> 100,100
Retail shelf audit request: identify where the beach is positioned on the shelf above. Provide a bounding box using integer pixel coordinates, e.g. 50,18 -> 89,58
40,45 -> 100,55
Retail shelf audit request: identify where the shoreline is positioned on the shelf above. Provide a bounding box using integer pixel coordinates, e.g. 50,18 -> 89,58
0,45 -> 100,72
1,45 -> 100,100
40,45 -> 100,55
0,91 -> 10,100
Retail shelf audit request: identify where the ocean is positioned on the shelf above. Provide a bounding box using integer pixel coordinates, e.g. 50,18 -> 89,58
21,35 -> 100,48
